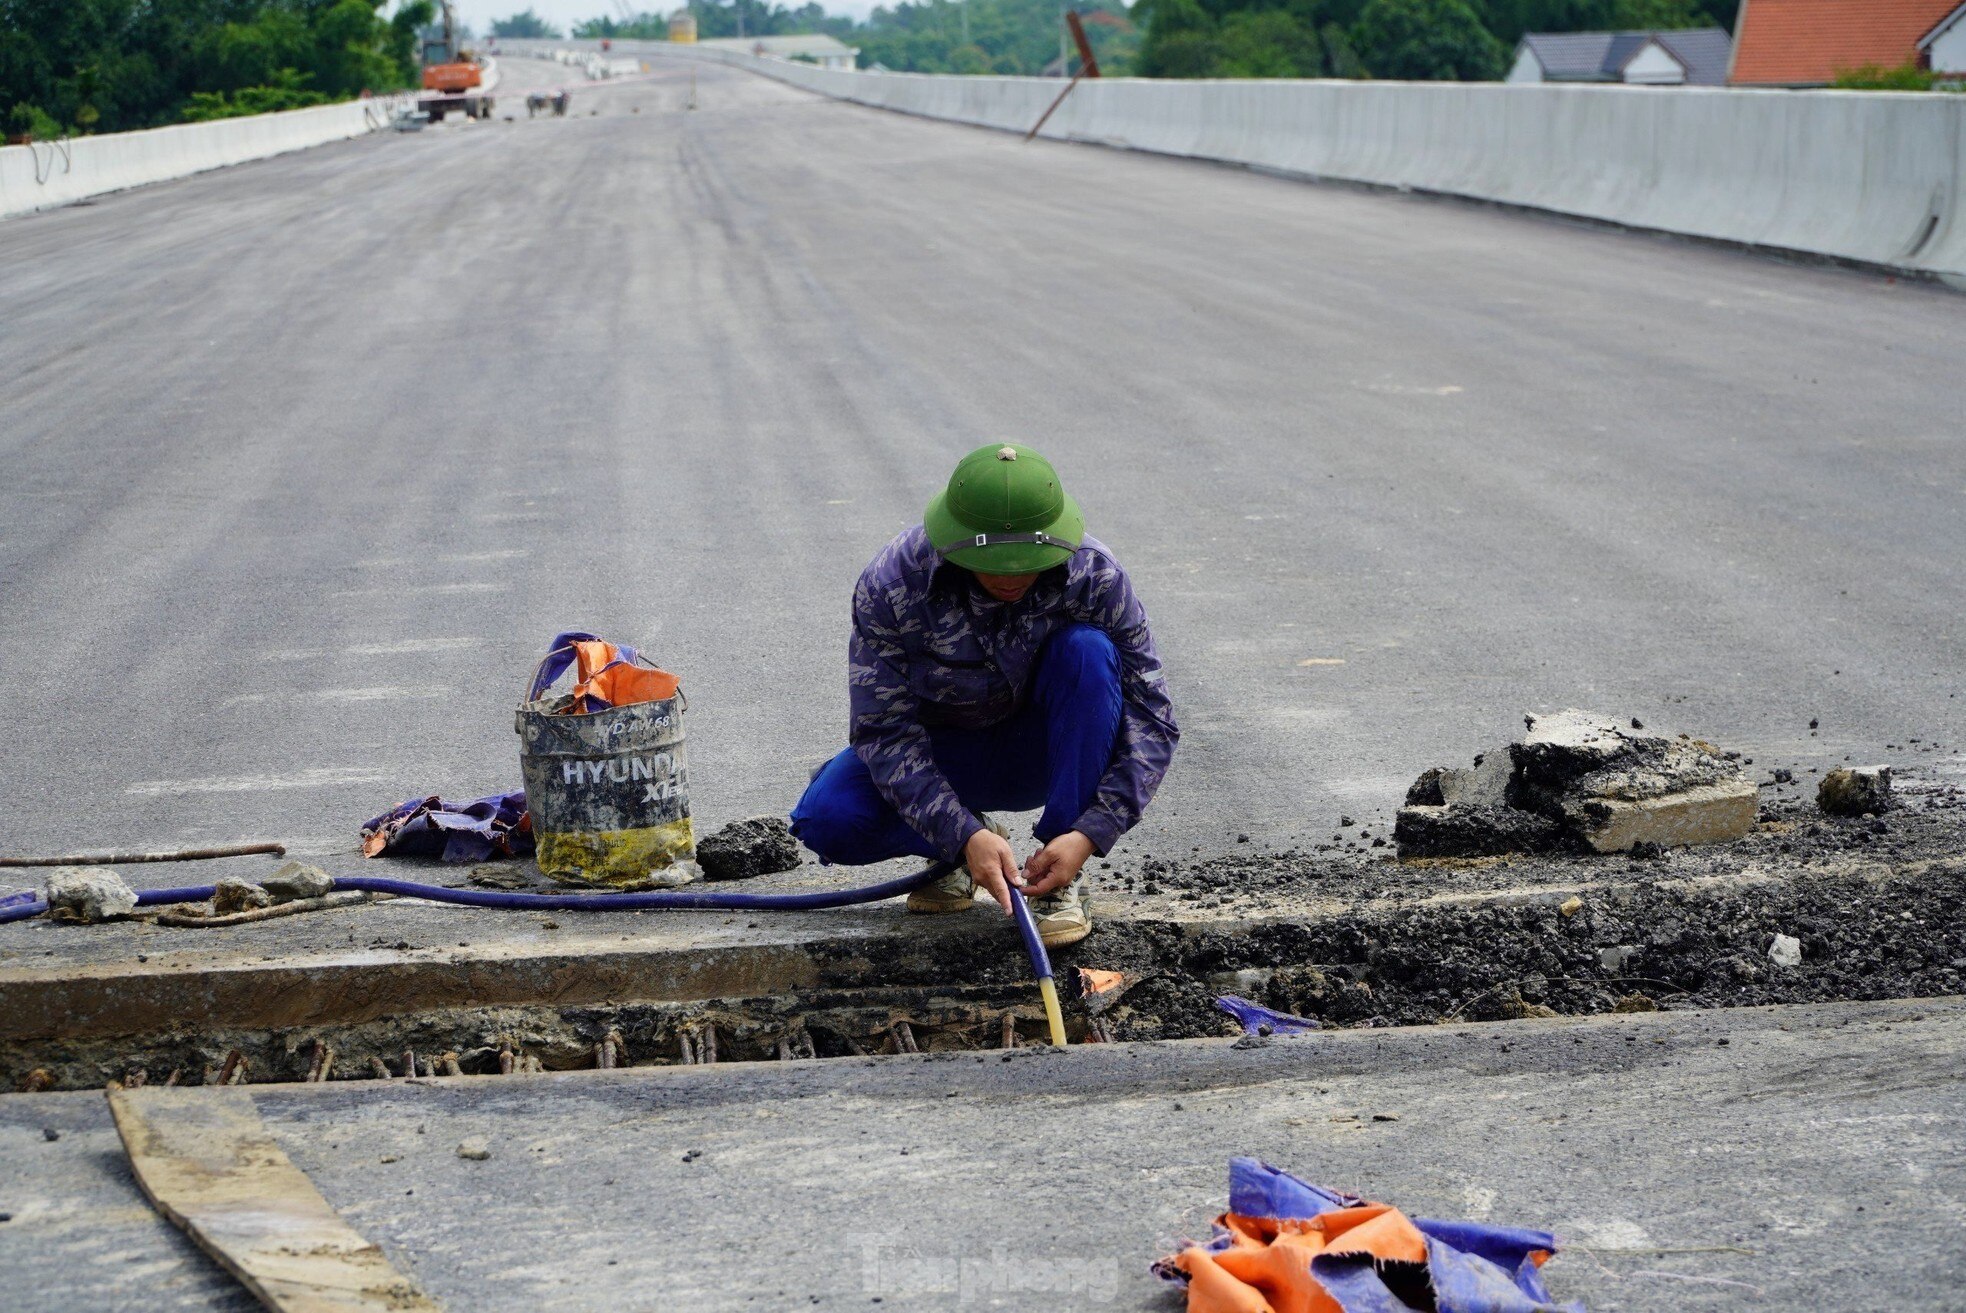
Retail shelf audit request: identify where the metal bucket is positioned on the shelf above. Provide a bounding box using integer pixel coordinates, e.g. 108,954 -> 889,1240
515,658 -> 697,890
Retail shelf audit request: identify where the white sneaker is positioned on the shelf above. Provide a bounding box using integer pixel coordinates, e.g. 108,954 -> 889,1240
1030,879 -> 1091,947
905,818 -> 1009,915
906,865 -> 977,914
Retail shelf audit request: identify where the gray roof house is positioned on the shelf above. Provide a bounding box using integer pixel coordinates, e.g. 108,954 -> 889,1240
1506,28 -> 1733,86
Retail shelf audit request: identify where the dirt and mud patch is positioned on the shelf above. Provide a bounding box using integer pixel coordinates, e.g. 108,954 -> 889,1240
6,763 -> 1961,1092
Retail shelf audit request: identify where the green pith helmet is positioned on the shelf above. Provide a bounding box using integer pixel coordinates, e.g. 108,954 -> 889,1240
924,443 -> 1084,574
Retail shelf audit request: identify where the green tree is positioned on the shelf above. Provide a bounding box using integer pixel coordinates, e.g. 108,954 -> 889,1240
0,0 -> 429,135
1831,61 -> 1939,92
1353,0 -> 1503,79
1480,0 -> 1723,46
491,8 -> 562,38
1218,11 -> 1322,77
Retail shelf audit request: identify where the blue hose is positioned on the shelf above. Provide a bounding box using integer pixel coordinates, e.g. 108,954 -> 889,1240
0,863 -> 957,925
0,861 -> 1072,1043
1006,886 -> 1054,984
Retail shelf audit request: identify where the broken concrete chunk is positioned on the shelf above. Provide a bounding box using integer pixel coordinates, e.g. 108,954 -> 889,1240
1563,779 -> 1759,854
1818,766 -> 1892,816
1403,753 -> 1511,809
697,816 -> 801,881
1514,710 -> 1742,814
1442,752 -> 1513,808
1404,767 -> 1448,807
263,861 -> 334,902
1393,804 -> 1560,859
1511,709 -> 1636,791
212,877 -> 273,915
1768,934 -> 1803,968
1400,711 -> 1757,859
44,867 -> 137,923
1599,945 -> 1637,973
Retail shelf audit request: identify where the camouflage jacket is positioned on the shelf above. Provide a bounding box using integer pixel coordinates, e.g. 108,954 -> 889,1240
847,525 -> 1178,860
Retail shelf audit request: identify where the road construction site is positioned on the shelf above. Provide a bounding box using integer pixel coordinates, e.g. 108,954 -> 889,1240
2,53 -> 1963,1313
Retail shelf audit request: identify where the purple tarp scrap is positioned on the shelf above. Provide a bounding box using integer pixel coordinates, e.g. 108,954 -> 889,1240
361,791 -> 532,863
1156,1159 -> 1583,1313
1216,994 -> 1322,1035
529,629 -> 646,713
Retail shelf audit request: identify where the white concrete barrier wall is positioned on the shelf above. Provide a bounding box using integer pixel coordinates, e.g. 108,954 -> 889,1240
502,37 -> 1965,281
0,96 -> 399,221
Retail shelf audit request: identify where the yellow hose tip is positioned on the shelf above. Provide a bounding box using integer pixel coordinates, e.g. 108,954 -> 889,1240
1038,977 -> 1067,1048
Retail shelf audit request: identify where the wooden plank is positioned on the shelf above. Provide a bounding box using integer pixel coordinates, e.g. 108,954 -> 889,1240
107,1086 -> 440,1312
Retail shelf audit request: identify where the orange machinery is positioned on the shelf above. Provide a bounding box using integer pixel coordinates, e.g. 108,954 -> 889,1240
417,0 -> 494,121
421,62 -> 482,94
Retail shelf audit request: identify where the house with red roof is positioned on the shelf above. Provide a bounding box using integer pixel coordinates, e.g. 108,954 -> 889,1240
1730,0 -> 1966,85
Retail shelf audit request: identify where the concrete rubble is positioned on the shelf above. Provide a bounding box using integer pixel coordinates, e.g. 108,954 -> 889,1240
42,868 -> 136,924
696,816 -> 802,881
1396,709 -> 1758,859
263,861 -> 335,902
1818,765 -> 1893,816
211,877 -> 272,915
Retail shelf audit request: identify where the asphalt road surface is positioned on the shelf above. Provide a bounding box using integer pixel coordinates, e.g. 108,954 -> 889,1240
6,999 -> 1963,1310
2,57 -> 1961,872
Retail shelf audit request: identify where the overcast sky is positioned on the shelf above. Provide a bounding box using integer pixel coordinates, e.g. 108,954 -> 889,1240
453,0 -> 883,31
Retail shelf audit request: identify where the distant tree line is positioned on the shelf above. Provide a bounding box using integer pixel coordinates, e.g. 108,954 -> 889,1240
1137,0 -> 1736,81
494,0 -> 1737,80
490,7 -> 561,37
1,0 -> 432,139
512,0 -> 1134,75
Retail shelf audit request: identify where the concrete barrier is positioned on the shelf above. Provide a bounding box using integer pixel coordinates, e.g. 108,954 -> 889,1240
0,95 -> 403,221
500,37 -> 1966,283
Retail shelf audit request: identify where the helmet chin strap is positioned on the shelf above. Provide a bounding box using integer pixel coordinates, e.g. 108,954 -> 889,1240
938,530 -> 1079,555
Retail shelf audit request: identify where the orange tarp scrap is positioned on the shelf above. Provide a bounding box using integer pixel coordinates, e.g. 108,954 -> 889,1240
1174,1206 -> 1431,1313
569,639 -> 679,709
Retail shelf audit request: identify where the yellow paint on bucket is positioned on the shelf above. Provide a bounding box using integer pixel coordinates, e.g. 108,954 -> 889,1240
535,818 -> 697,890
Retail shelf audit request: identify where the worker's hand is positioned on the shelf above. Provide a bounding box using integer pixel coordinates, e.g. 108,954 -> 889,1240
962,826 -> 1018,916
1016,831 -> 1095,898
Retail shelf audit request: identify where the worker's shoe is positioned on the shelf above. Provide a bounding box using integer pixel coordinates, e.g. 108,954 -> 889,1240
905,865 -> 978,914
906,818 -> 1008,914
1030,880 -> 1091,948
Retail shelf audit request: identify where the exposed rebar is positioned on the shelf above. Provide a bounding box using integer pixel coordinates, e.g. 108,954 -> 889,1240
0,842 -> 286,867
307,1041 -> 334,1083
155,891 -> 370,927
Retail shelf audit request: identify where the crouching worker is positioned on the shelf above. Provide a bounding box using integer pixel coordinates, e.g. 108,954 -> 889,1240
790,444 -> 1178,947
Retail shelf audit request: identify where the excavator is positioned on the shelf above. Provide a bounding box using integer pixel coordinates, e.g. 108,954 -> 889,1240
419,1 -> 496,122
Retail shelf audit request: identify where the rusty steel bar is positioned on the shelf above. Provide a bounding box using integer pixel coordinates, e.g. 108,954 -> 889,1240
307,1041 -> 334,1083
1024,11 -> 1100,143
0,842 -> 287,868
1067,10 -> 1100,78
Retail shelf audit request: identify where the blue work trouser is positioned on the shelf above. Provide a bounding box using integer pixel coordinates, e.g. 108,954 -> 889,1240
789,624 -> 1123,865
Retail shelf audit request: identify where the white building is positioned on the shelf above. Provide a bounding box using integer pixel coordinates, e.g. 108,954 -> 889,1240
1918,3 -> 1966,76
1507,28 -> 1732,86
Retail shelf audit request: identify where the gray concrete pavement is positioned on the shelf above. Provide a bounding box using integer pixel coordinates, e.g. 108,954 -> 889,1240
4,998 -> 1962,1310
0,56 -> 1961,883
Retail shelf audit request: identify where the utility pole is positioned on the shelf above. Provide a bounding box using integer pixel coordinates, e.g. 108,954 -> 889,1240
960,0 -> 969,47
